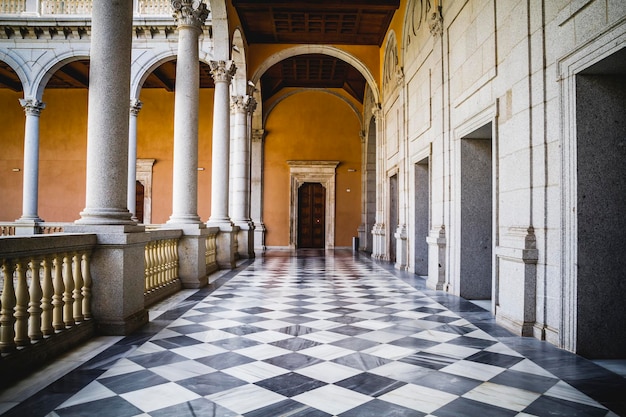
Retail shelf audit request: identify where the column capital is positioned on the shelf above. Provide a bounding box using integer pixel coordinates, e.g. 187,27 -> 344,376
246,96 -> 257,114
171,0 -> 209,29
209,60 -> 236,84
230,95 -> 247,113
371,104 -> 382,120
129,99 -> 143,116
19,98 -> 45,116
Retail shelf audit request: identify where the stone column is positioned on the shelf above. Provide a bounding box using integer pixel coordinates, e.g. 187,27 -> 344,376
207,60 -> 238,269
68,0 -> 148,336
164,0 -> 210,288
371,106 -> 387,260
128,99 -> 142,222
16,98 -> 45,234
231,95 -> 255,258
251,128 -> 266,252
76,1 -> 134,226
167,0 -> 208,225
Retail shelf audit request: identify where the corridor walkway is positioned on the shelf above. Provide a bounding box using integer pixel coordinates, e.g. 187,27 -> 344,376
2,250 -> 625,416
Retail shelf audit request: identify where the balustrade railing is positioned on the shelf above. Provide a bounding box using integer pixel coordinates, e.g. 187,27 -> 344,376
0,234 -> 96,354
0,225 -> 15,237
0,0 -> 174,16
206,228 -> 218,275
144,229 -> 181,306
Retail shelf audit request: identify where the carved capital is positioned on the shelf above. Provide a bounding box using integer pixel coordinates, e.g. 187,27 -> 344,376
171,0 -> 209,29
371,104 -> 382,120
129,99 -> 143,116
231,95 -> 247,113
246,96 -> 257,114
209,60 -> 236,84
19,98 -> 45,116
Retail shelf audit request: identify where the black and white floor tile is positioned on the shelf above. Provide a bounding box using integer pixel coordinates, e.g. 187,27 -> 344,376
3,250 -> 625,417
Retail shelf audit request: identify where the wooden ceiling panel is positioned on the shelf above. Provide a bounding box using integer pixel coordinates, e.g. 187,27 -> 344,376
233,0 -> 399,45
261,54 -> 366,103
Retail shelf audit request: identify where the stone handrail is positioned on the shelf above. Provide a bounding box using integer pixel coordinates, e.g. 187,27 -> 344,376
0,0 -> 173,16
0,234 -> 96,354
144,229 -> 182,306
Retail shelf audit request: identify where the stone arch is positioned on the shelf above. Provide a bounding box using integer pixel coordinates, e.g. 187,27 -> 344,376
131,50 -> 178,99
0,49 -> 29,93
31,48 -> 90,99
231,27 -> 247,97
250,45 -> 380,104
208,0 -> 230,60
382,30 -> 400,95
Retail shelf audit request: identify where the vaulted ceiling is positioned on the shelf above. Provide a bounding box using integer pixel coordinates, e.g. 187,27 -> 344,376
233,0 -> 399,103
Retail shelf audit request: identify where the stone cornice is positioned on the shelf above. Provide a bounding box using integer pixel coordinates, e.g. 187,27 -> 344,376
0,16 -> 212,40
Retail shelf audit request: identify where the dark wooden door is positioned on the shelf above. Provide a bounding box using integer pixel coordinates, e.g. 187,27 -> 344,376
135,180 -> 144,224
298,182 -> 325,248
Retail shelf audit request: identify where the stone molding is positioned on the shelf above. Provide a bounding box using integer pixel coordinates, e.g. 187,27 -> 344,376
231,95 -> 254,113
171,0 -> 209,29
252,129 -> 265,143
19,98 -> 45,116
209,60 -> 236,84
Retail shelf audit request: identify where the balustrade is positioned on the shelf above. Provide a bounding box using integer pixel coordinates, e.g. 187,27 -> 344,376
206,229 -> 218,274
0,238 -> 93,354
144,231 -> 180,298
0,0 -> 174,15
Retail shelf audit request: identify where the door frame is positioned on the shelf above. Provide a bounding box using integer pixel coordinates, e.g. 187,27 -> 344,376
287,160 -> 339,250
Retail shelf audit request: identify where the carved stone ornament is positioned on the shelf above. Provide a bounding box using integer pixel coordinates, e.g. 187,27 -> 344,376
129,99 -> 143,116
19,98 -> 45,116
246,96 -> 257,114
209,60 -> 237,83
171,0 -> 209,28
230,95 -> 247,113
428,8 -> 444,37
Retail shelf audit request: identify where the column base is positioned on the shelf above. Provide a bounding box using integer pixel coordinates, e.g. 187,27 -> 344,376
253,221 -> 266,253
426,226 -> 446,290
13,218 -> 43,235
234,220 -> 255,259
394,224 -> 408,271
171,225 -> 210,288
166,214 -> 203,225
76,208 -> 136,225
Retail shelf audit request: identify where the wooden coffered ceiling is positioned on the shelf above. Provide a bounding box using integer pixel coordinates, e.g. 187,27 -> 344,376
232,0 -> 399,45
233,0 -> 399,103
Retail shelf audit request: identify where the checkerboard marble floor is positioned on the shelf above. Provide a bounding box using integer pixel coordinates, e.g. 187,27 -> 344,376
4,250 -> 626,416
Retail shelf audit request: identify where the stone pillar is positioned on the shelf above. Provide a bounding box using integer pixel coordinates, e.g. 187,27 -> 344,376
231,95 -> 255,258
162,0 -> 210,288
251,128 -> 266,252
128,99 -> 142,222
68,0 -> 148,336
15,98 -> 45,234
371,106 -> 387,260
167,0 -> 207,225
207,60 -> 238,269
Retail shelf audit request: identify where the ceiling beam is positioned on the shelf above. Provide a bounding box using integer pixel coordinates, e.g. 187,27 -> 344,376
150,66 -> 175,92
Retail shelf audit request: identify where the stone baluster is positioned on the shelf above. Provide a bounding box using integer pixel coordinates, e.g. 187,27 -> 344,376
41,256 -> 54,335
0,261 -> 17,353
72,252 -> 84,322
82,252 -> 92,320
52,255 -> 65,330
28,257 -> 43,341
14,260 -> 29,346
62,253 -> 75,327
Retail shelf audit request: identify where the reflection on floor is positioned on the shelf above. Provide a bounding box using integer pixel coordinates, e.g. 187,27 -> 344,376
1,250 -> 625,416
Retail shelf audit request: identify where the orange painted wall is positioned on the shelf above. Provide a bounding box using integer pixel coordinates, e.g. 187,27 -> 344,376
263,90 -> 362,247
0,88 -> 215,224
0,89 -> 27,221
136,88 -> 215,224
